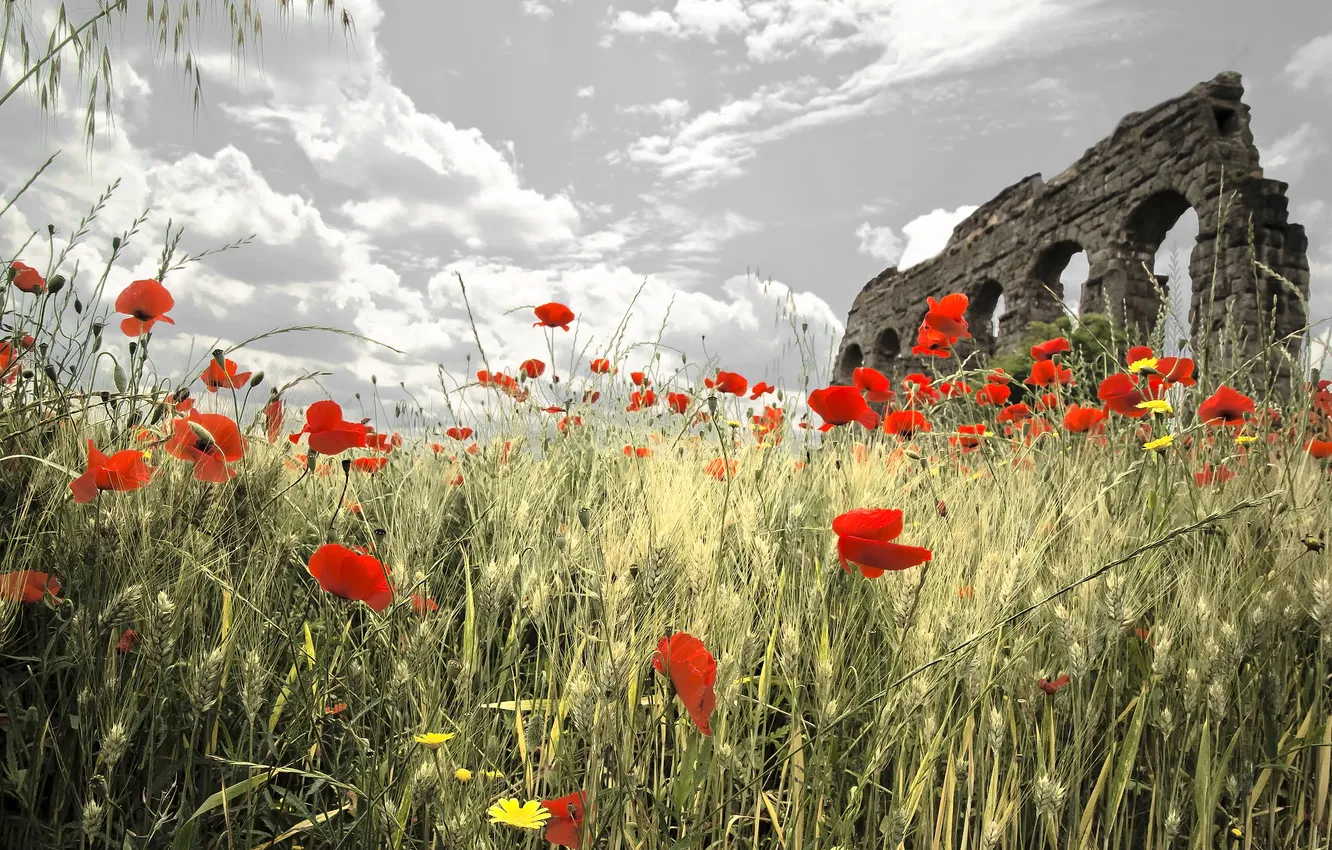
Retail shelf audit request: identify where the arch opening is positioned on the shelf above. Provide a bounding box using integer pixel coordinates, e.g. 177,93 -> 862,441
870,328 -> 900,373
1026,240 -> 1083,330
966,279 -> 1005,356
839,343 -> 863,376
1126,189 -> 1198,349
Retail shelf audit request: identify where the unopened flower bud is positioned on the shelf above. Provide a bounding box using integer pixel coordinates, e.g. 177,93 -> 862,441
341,458 -> 352,474
128,341 -> 137,357
249,371 -> 264,388
46,224 -> 55,236
47,274 -> 66,294
212,349 -> 226,368
577,506 -> 591,530
74,297 -> 83,314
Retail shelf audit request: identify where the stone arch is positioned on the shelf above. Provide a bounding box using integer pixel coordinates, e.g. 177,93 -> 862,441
838,342 -> 863,376
869,327 -> 901,373
964,278 -> 1005,356
1014,241 -> 1081,334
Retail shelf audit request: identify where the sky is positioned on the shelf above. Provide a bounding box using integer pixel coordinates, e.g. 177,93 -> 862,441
2,0 -> 1330,427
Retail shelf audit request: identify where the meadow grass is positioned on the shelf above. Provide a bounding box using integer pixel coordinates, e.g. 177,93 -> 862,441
1,286 -> 1331,850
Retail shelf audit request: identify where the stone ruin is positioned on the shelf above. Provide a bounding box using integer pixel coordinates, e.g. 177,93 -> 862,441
833,72 -> 1311,389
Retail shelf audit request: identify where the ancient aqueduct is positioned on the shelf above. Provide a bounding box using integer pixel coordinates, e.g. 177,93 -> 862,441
833,72 -> 1312,388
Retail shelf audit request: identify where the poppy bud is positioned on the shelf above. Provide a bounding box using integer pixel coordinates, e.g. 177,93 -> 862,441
681,353 -> 687,364
306,450 -> 318,472
128,341 -> 137,357
92,322 -> 104,335
706,396 -> 718,416
555,533 -> 567,550
38,342 -> 47,358
187,420 -> 216,446
47,274 -> 66,294
19,369 -> 32,380
801,322 -> 808,333
74,297 -> 83,314
341,458 -> 352,475
212,349 -> 226,368
903,447 -> 922,462
111,236 -> 121,251
249,371 -> 264,388
149,404 -> 165,425
176,386 -> 191,401
43,364 -> 58,383
100,391 -> 111,404
577,506 -> 590,530
371,374 -> 377,385
47,224 -> 54,236
354,393 -> 360,400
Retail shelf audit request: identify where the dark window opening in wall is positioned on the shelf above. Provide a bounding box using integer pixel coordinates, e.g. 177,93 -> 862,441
1127,189 -> 1198,353
871,328 -> 900,371
966,279 -> 1005,352
1030,240 -> 1082,317
1212,105 -> 1240,136
839,343 -> 863,375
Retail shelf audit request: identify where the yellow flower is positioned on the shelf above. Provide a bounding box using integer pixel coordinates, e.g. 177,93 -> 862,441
454,768 -> 472,782
1135,399 -> 1173,415
1128,357 -> 1159,374
141,451 -> 153,462
1143,434 -> 1174,452
487,798 -> 550,829
413,732 -> 455,750
725,419 -> 743,428
483,770 -> 505,781
1235,434 -> 1257,444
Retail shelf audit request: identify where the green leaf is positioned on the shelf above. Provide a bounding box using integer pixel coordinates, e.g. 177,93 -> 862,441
1107,690 -> 1147,821
172,772 -> 272,850
112,357 -> 126,393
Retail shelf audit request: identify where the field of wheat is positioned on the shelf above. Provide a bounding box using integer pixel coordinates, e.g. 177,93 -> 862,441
2,211 -> 1332,850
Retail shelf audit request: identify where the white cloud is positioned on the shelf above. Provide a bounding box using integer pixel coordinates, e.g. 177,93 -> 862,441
1262,123 -> 1326,180
522,0 -> 555,20
576,85 -> 596,98
620,97 -> 693,128
611,0 -> 1118,190
854,222 -> 903,265
897,205 -> 978,270
1286,33 -> 1332,89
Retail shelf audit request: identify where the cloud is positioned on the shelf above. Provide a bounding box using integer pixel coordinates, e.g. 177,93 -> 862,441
609,0 -> 1120,191
619,97 -> 693,129
854,222 -> 903,265
1286,33 -> 1332,90
522,0 -> 555,20
897,205 -> 978,270
1261,123 -> 1327,180
576,85 -> 596,98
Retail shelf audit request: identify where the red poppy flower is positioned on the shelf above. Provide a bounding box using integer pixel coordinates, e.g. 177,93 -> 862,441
533,302 -> 575,331
201,357 -> 253,392
997,403 -> 1031,424
832,508 -> 932,578
705,458 -> 738,480
9,260 -> 46,294
923,293 -> 970,340
262,394 -> 283,443
939,380 -> 972,397
411,594 -> 439,615
115,628 -> 139,653
1027,359 -> 1073,387
986,370 -> 1012,385
165,411 -> 246,483
851,367 -> 895,403
626,389 -> 657,412
1197,385 -> 1255,427
520,358 -> 546,379
0,571 -> 61,604
290,401 -> 370,456
1062,404 -> 1106,434
884,410 -> 930,438
1030,337 -> 1070,361
307,543 -> 394,612
0,342 -> 18,384
557,416 -> 583,432
749,382 -> 775,399
950,423 -> 987,452
807,386 -> 880,430
1307,439 -> 1332,459
352,456 -> 388,473
541,791 -> 589,849
1194,464 -> 1236,487
912,324 -> 954,358
365,432 -> 396,453
114,278 -> 175,336
902,373 -> 942,405
1035,393 -> 1061,411
1125,345 -> 1155,367
958,585 -> 975,600
1097,373 -> 1148,417
706,370 -> 748,397
1038,674 -> 1071,695
653,632 -> 717,736
449,473 -> 465,486
974,382 -> 1011,406
627,370 -> 648,386
445,426 -> 473,441
69,439 -> 155,504
589,358 -> 612,375
666,391 -> 690,414
1155,356 -> 1196,386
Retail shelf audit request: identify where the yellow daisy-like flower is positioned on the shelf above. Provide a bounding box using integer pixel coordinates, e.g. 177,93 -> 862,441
413,732 -> 455,750
1235,434 -> 1258,444
483,770 -> 505,781
454,768 -> 472,782
1143,434 -> 1174,452
725,419 -> 743,428
1135,399 -> 1173,415
1128,357 -> 1159,374
487,798 -> 550,829
142,451 -> 153,462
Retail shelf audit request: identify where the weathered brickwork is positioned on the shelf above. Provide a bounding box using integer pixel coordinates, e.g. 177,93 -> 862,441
834,72 -> 1311,389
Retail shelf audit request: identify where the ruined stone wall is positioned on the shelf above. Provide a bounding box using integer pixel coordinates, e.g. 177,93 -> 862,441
834,72 -> 1311,390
